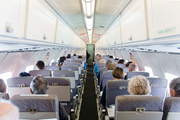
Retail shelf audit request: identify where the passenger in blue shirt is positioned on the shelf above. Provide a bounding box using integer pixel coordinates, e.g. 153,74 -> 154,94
101,67 -> 125,107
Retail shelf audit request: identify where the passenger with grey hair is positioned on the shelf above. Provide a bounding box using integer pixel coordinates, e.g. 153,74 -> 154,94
0,79 -> 6,93
105,60 -> 112,67
0,100 -> 19,120
169,77 -> 180,97
124,63 -> 138,80
30,76 -> 49,94
30,76 -> 68,120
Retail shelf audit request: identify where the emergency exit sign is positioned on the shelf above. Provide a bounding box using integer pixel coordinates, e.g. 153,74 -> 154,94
158,27 -> 175,34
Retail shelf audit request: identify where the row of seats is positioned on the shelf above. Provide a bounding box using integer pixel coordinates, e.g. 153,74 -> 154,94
0,56 -> 87,120
106,77 -> 167,107
94,55 -> 170,120
115,95 -> 180,120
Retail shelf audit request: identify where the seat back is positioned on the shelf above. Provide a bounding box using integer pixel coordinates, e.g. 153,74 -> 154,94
53,70 -> 75,88
126,71 -> 149,79
45,66 -> 59,71
52,62 -> 57,66
102,71 -> 113,90
11,94 -> 59,120
0,93 -> 10,100
66,62 -> 82,74
45,77 -> 71,102
99,67 -> 107,85
61,65 -> 79,80
147,77 -> 167,99
123,67 -> 129,73
64,60 -> 70,63
116,64 -> 125,68
71,60 -> 82,64
98,63 -> 105,72
162,97 -> 180,120
106,80 -> 129,107
115,96 -> 163,120
7,77 -> 33,97
29,70 -> 51,77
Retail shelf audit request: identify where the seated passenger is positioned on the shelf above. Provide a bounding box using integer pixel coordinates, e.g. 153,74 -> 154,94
30,76 -> 68,120
98,60 -> 112,83
36,60 -> 45,70
0,79 -> 6,93
162,77 -> 180,120
58,56 -> 66,70
124,63 -> 138,80
125,61 -> 133,67
78,56 -> 82,58
0,100 -> 19,120
118,59 -> 125,64
66,54 -> 71,58
115,58 -> 119,60
95,57 -> 105,76
169,77 -> 180,97
105,60 -> 112,67
109,56 -> 113,58
128,75 -> 151,95
19,72 -> 31,77
101,67 -> 124,107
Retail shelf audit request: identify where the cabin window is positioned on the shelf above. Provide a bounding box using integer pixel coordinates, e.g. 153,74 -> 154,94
144,66 -> 153,76
0,72 -> 12,87
25,65 -> 34,73
50,59 -> 55,65
165,73 -> 178,85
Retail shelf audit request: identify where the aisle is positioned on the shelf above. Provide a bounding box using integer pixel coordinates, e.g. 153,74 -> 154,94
79,60 -> 98,120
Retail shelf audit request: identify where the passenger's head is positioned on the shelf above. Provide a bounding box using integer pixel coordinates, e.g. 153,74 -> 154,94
112,67 -> 124,80
59,56 -> 66,63
97,54 -> 101,61
118,59 -> 125,64
0,79 -> 6,93
128,75 -> 151,95
107,63 -> 116,70
73,54 -> 76,56
105,60 -> 112,67
128,63 -> 138,71
0,100 -> 19,120
36,61 -> 45,70
126,61 -> 133,67
67,54 -> 71,58
30,76 -> 49,94
99,59 -> 105,63
78,56 -> 82,58
115,58 -> 119,60
109,56 -> 113,58
169,78 -> 180,97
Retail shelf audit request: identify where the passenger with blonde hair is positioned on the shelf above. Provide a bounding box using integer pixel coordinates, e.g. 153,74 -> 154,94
101,67 -> 125,107
128,75 -> 151,95
106,63 -> 116,70
0,100 -> 19,120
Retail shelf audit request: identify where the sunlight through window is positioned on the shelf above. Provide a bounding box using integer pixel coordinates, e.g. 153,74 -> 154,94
50,59 -> 55,65
25,65 -> 34,73
0,72 -> 12,87
144,66 -> 153,76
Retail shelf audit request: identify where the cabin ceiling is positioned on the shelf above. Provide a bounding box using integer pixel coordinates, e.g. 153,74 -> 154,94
45,0 -> 131,44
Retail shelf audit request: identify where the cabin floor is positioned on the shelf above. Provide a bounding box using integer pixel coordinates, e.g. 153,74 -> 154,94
79,60 -> 98,120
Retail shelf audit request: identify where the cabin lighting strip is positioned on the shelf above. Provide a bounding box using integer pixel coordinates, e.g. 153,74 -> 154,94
81,0 -> 95,44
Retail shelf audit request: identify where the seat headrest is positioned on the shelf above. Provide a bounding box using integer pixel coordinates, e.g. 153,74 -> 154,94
11,94 -> 58,112
115,95 -> 163,111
